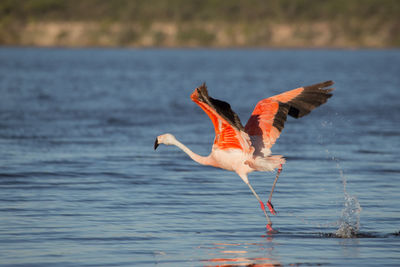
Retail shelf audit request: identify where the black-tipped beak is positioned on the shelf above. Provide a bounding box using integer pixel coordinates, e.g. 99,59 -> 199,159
154,138 -> 159,150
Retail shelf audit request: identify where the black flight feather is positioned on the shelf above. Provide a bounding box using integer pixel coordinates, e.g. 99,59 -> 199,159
196,83 -> 244,131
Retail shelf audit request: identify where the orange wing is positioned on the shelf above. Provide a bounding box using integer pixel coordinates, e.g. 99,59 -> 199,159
245,81 -> 334,150
191,83 -> 250,151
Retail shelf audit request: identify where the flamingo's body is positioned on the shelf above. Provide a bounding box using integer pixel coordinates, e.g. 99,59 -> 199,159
155,81 -> 334,231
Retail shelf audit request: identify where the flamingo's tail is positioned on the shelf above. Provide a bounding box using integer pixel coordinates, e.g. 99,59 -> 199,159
246,155 -> 285,172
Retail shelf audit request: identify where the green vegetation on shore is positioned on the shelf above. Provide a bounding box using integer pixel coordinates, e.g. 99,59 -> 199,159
1,0 -> 399,47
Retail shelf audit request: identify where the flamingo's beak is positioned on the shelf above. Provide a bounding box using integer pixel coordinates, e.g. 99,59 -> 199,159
154,138 -> 159,150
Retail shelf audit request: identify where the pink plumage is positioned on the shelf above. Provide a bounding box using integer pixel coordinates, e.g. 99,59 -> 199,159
155,81 -> 334,231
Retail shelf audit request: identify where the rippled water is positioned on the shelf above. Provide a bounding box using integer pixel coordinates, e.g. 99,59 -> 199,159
1,48 -> 399,266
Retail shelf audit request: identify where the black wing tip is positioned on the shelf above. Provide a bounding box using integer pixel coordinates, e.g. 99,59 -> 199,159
303,80 -> 335,98
317,80 -> 334,88
304,80 -> 334,90
314,80 -> 335,93
196,82 -> 209,102
323,80 -> 334,86
197,82 -> 207,92
322,80 -> 335,94
194,82 -> 245,131
286,80 -> 335,119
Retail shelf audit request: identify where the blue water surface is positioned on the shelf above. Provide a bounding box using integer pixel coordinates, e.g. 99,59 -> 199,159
0,47 -> 399,266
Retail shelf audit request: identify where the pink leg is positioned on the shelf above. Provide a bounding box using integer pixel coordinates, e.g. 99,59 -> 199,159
246,182 -> 274,232
267,164 -> 282,215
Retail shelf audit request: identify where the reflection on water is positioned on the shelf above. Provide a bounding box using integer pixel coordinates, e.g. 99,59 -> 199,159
204,257 -> 281,267
339,238 -> 360,258
202,242 -> 282,267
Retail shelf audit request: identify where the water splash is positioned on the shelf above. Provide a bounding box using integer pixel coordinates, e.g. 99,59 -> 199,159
332,155 -> 362,238
318,118 -> 362,238
335,193 -> 362,238
283,118 -> 362,237
283,154 -> 362,234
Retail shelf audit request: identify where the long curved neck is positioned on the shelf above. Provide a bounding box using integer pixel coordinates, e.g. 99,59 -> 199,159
172,138 -> 214,166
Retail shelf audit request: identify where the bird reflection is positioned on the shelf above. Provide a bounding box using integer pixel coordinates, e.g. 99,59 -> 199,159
201,242 -> 281,267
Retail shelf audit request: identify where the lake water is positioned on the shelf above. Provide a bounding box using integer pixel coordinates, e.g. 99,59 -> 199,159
0,47 -> 399,266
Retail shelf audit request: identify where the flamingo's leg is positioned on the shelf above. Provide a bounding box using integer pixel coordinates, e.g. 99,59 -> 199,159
245,182 -> 274,231
267,164 -> 282,215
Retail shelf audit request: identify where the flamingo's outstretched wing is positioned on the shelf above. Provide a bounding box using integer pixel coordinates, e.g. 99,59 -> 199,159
245,81 -> 334,151
191,83 -> 251,151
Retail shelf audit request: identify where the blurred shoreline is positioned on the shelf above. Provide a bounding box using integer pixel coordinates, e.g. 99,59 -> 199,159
1,0 -> 399,48
6,20 -> 398,49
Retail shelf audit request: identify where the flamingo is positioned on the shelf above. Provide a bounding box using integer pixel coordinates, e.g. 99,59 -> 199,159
154,81 -> 334,231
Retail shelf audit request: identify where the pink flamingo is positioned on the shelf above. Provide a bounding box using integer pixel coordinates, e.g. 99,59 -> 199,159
155,81 -> 334,231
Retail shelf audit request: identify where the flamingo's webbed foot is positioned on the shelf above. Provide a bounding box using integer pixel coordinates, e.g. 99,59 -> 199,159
266,223 -> 276,233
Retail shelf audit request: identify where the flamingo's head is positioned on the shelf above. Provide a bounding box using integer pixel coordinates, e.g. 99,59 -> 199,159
154,133 -> 177,150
